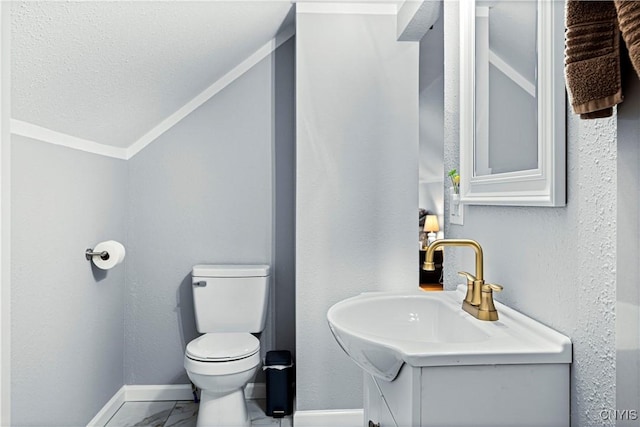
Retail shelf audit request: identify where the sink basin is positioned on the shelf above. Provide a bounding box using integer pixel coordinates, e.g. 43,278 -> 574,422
327,286 -> 572,380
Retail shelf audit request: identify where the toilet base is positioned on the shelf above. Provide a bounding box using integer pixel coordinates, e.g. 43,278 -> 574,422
197,388 -> 250,427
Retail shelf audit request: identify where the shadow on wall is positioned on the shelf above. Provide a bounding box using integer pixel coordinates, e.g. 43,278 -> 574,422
90,262 -> 108,282
176,274 -> 199,383
272,25 -> 297,356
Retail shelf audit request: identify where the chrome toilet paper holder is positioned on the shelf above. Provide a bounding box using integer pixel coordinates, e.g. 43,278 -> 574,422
85,249 -> 110,261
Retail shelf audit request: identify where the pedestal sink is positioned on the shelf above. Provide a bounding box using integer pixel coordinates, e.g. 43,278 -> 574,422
327,286 -> 571,380
327,287 -> 573,427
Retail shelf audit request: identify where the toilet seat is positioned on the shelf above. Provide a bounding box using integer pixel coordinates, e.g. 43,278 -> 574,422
186,333 -> 259,362
185,351 -> 260,376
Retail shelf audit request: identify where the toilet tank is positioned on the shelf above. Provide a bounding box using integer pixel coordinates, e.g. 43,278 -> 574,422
191,264 -> 270,333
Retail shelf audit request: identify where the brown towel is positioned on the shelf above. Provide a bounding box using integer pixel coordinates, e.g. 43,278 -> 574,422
614,1 -> 640,78
565,0 -> 623,119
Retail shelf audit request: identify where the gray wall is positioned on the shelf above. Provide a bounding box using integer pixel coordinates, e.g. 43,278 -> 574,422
11,135 -> 126,425
295,10 -> 418,411
419,15 -> 444,220
125,39 -> 295,384
616,65 -> 640,426
443,3 -> 616,426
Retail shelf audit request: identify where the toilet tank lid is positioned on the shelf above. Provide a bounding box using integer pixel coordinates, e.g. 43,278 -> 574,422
192,264 -> 270,278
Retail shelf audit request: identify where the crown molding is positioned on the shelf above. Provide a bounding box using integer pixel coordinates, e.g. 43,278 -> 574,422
10,120 -> 128,160
295,2 -> 397,15
126,26 -> 296,159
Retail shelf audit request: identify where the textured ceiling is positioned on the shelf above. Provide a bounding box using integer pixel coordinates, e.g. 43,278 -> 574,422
11,1 -> 294,148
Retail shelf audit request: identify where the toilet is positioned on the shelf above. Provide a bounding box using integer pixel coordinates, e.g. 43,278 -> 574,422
184,264 -> 270,427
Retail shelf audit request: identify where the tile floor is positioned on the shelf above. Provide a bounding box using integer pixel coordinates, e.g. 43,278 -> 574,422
104,399 -> 292,427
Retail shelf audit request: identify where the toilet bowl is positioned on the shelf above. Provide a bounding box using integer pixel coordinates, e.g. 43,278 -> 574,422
185,333 -> 260,427
184,265 -> 270,427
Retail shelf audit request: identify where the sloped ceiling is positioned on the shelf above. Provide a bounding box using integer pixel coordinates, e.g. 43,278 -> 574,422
11,1 -> 294,149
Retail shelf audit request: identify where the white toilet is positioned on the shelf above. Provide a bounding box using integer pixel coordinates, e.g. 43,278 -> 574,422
184,264 -> 270,427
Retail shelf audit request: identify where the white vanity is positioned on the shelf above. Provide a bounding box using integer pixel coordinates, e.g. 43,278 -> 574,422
328,287 -> 572,427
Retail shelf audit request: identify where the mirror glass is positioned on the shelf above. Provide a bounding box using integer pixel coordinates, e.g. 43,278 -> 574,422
418,14 -> 445,289
474,0 -> 538,176
460,0 -> 565,207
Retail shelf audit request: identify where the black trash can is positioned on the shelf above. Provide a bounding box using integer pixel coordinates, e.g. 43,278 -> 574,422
264,350 -> 294,418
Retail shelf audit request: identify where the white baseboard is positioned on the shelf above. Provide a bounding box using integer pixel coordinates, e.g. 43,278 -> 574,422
87,383 -> 266,426
86,386 -> 126,427
124,384 -> 194,402
294,409 -> 364,427
86,385 -> 191,426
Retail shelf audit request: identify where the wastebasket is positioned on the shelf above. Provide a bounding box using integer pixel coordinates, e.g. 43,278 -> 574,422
263,350 -> 294,417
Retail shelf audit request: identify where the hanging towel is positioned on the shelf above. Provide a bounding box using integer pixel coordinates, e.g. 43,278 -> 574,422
614,1 -> 640,79
565,0 -> 623,119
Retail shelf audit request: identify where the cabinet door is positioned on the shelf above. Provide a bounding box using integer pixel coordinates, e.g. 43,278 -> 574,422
364,366 -> 421,427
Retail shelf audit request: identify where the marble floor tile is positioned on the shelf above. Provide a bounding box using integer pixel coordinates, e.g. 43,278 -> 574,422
248,399 -> 292,426
106,398 -> 289,427
105,401 -> 176,427
248,399 -> 279,425
163,401 -> 198,427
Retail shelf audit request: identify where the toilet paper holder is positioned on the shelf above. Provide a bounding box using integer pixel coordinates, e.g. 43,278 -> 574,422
85,249 -> 110,261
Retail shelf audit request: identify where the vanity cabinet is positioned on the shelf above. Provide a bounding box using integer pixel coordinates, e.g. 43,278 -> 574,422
364,363 -> 569,427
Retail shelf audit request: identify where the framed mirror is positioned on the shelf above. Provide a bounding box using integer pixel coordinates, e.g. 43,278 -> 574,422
459,0 -> 566,206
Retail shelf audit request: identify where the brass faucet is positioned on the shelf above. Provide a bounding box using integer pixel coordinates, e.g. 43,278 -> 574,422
423,239 -> 503,321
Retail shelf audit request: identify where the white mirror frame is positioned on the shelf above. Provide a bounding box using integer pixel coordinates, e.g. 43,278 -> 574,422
459,0 -> 566,207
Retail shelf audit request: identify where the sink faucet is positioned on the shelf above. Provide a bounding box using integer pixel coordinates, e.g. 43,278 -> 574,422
423,239 -> 503,321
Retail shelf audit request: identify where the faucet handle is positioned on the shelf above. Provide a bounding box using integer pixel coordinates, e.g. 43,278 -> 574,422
478,283 -> 503,321
482,283 -> 503,293
458,271 -> 477,304
458,271 -> 476,282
